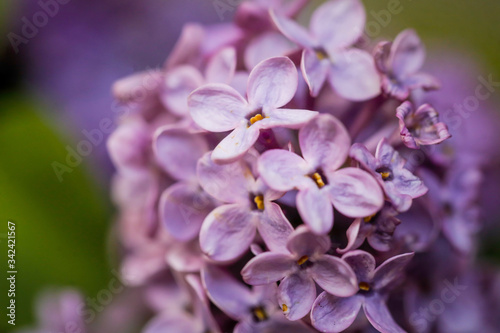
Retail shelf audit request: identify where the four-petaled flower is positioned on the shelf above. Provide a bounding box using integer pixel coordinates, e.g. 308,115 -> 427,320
197,151 -> 294,262
188,56 -> 318,163
396,101 -> 451,149
202,264 -> 315,333
374,29 -> 440,100
242,226 -> 358,320
339,202 -> 401,253
350,138 -> 428,212
259,114 -> 384,234
311,250 -> 414,333
271,0 -> 381,100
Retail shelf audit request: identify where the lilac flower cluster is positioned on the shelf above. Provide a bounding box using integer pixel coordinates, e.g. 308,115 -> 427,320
54,1 -> 496,332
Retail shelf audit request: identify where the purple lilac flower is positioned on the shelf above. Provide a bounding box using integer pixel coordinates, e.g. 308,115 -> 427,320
161,47 -> 237,117
271,0 -> 381,100
396,101 -> 451,149
374,29 -> 440,100
394,197 -> 440,252
350,138 -> 428,212
96,1 -> 500,332
188,56 -> 318,163
197,151 -> 294,261
339,203 -> 401,253
16,289 -> 87,333
144,274 -> 221,333
259,114 -> 384,234
422,166 -> 483,254
235,0 -> 309,33
311,250 -> 414,332
111,171 -> 162,247
154,127 -> 216,241
202,264 -> 314,333
242,226 -> 358,320
107,117 -> 153,178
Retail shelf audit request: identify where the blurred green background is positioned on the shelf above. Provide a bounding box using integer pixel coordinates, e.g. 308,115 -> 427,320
0,0 -> 499,331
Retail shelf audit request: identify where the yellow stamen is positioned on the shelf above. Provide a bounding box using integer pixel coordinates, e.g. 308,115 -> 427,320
312,172 -> 325,188
253,307 -> 267,321
359,282 -> 370,291
254,195 -> 265,211
380,171 -> 391,180
297,255 -> 309,266
315,50 -> 328,60
249,114 -> 264,125
364,214 -> 376,223
282,304 -> 288,312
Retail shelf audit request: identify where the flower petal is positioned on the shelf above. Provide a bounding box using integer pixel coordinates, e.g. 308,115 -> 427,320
311,255 -> 358,297
327,168 -> 384,218
310,292 -> 363,333
154,127 -> 208,181
278,273 -> 316,320
165,23 -> 204,69
262,108 -> 318,130
297,187 -> 334,235
197,151 -> 253,203
258,202 -> 294,253
112,69 -> 163,106
270,10 -> 315,49
159,182 -> 214,241
244,31 -> 297,71
372,252 -> 414,290
301,49 -> 330,97
328,49 -> 381,101
349,143 -> 378,170
258,149 -> 313,192
202,264 -> 254,320
241,252 -> 295,285
363,294 -> 406,333
389,29 -> 425,79
161,65 -> 204,116
188,83 -> 249,132
337,218 -> 368,254
341,250 -> 375,283
107,119 -> 151,177
143,312 -> 201,333
395,101 -> 419,149
286,225 -> 331,258
247,57 -> 298,108
382,75 -> 411,100
404,72 -> 440,91
310,0 -> 365,51
205,47 -> 236,84
200,204 -> 257,262
299,113 -> 351,172
166,239 -> 204,273
373,41 -> 392,74
212,123 -> 261,163
412,103 -> 451,146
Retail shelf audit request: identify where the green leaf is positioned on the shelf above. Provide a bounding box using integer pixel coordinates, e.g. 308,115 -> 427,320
0,95 -> 113,331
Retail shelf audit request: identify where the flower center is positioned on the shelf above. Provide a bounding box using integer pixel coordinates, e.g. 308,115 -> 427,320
314,47 -> 329,61
311,172 -> 325,188
253,195 -> 265,211
282,304 -> 288,313
375,166 -> 393,181
252,306 -> 268,322
297,255 -> 309,265
358,281 -> 370,291
364,214 -> 376,223
249,113 -> 265,125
